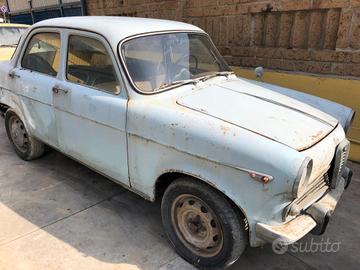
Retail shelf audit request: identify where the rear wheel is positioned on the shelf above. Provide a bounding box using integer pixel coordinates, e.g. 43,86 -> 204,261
5,110 -> 45,161
161,177 -> 247,269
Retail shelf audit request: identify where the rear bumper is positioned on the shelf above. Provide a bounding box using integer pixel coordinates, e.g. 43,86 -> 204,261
256,171 -> 350,244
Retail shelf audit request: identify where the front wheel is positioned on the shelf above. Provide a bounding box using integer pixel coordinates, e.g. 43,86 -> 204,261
161,177 -> 248,269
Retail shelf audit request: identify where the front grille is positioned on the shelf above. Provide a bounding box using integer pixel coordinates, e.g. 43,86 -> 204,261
338,149 -> 348,175
283,172 -> 329,220
329,139 -> 350,189
294,172 -> 329,210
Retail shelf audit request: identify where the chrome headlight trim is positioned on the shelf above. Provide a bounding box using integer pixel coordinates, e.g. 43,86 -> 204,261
293,157 -> 313,198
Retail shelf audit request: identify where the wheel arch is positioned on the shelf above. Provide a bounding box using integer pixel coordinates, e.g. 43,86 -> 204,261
3,106 -> 27,128
154,170 -> 249,232
0,90 -> 26,126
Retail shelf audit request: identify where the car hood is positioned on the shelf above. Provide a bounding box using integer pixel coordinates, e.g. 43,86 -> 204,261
177,78 -> 338,151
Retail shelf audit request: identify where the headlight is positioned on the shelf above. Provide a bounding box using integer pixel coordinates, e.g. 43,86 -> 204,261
293,157 -> 313,198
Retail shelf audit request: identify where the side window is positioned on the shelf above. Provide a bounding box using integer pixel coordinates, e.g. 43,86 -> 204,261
21,32 -> 61,77
66,35 -> 120,93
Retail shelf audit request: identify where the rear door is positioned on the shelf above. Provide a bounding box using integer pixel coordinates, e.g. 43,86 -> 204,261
53,29 -> 129,186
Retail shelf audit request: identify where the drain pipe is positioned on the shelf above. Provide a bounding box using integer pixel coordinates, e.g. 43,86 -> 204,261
59,0 -> 64,17
27,0 -> 34,24
5,0 -> 10,22
80,0 -> 86,16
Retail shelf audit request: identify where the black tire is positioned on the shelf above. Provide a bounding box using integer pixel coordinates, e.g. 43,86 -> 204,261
161,177 -> 247,269
5,110 -> 45,161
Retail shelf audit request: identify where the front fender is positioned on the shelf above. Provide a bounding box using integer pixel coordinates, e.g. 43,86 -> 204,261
127,133 -> 298,247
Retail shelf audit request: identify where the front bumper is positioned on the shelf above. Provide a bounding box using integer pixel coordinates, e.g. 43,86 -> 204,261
255,171 -> 350,245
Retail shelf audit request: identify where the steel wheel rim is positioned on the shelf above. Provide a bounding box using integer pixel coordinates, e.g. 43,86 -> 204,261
171,194 -> 224,257
9,115 -> 29,153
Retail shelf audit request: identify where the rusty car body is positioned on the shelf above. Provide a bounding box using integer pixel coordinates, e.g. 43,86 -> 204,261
0,17 -> 355,269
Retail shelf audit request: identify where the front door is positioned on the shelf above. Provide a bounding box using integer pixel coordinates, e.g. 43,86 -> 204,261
53,31 -> 129,186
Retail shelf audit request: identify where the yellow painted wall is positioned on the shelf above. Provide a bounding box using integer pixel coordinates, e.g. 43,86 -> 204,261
0,47 -> 15,61
232,67 -> 360,162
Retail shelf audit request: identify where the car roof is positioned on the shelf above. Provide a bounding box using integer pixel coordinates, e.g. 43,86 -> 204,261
0,23 -> 29,28
34,16 -> 204,46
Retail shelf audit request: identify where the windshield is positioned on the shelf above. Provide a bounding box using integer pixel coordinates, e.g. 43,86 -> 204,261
0,27 -> 27,46
121,33 -> 231,93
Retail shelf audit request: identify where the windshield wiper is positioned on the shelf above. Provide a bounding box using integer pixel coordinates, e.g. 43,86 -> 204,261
152,71 -> 234,92
199,71 -> 235,82
154,78 -> 199,92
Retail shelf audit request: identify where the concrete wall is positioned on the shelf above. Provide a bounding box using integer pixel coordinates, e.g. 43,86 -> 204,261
85,0 -> 360,78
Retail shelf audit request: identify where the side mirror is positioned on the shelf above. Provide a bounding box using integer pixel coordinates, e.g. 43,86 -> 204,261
254,66 -> 264,81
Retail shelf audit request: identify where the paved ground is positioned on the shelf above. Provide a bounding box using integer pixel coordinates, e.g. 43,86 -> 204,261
0,116 -> 359,270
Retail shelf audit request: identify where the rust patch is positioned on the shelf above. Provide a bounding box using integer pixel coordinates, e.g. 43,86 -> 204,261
220,125 -> 230,135
310,130 -> 325,142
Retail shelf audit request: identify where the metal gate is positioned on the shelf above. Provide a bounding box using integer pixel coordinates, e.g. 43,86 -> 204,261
7,0 -> 84,25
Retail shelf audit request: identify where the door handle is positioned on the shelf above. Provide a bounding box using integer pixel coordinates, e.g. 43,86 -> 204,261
52,86 -> 69,94
8,70 -> 20,79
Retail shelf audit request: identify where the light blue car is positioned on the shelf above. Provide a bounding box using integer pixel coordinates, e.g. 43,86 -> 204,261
0,17 -> 355,269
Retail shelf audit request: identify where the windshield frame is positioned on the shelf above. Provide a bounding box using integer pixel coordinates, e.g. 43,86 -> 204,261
117,30 -> 231,95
